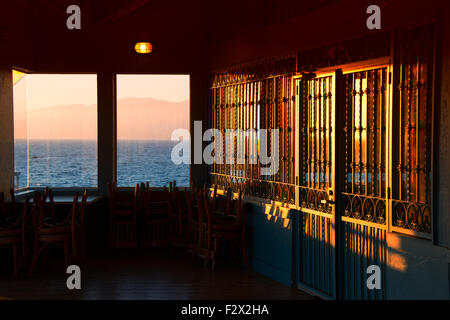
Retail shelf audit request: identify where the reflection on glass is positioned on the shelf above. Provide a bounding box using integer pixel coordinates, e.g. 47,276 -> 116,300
116,75 -> 190,187
13,73 -> 98,189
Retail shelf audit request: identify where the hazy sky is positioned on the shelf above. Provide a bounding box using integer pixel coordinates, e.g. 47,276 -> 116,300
13,73 -> 190,140
117,74 -> 189,102
17,74 -> 189,111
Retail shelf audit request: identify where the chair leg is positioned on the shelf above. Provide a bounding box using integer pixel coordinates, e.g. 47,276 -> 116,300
211,237 -> 217,272
22,235 -> 27,263
72,232 -> 79,265
41,246 -> 49,269
241,234 -> 248,268
29,242 -> 45,277
230,239 -> 239,263
13,243 -> 19,279
64,240 -> 70,268
170,236 -> 175,255
107,225 -> 113,249
80,230 -> 87,263
29,242 -> 39,277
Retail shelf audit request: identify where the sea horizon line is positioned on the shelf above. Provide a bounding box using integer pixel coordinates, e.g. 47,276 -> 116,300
14,138 -> 191,142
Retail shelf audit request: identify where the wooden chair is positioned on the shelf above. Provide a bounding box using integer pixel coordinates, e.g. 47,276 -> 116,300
204,188 -> 248,271
142,185 -> 170,247
0,189 -> 19,220
167,184 -> 188,250
107,183 -> 139,248
0,192 -> 10,221
8,189 -> 18,218
29,191 -> 78,276
42,187 -> 56,219
0,192 -> 5,217
210,185 -> 219,213
184,187 -> 199,257
72,189 -> 88,264
0,196 -> 30,278
196,188 -> 215,267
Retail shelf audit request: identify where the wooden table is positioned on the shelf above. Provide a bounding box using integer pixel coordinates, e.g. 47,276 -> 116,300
16,194 -> 103,205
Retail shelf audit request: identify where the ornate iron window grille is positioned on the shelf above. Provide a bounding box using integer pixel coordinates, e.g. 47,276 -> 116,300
208,24 -> 436,239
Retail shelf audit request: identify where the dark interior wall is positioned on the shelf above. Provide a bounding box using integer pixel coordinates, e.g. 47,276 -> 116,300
0,67 -> 14,198
207,0 -> 448,70
0,3 -> 34,72
2,0 -> 447,73
437,6 -> 450,248
1,1 -> 209,74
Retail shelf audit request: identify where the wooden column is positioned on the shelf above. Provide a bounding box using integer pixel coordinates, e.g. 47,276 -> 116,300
97,72 -> 116,194
0,66 -> 14,198
189,72 -> 209,188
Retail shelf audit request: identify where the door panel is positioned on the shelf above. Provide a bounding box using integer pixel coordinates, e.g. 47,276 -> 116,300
296,74 -> 336,299
338,67 -> 389,299
296,67 -> 389,300
341,221 -> 386,300
299,211 -> 335,298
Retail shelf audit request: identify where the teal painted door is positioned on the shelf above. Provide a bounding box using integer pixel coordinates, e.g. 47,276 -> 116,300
296,73 -> 337,299
338,66 -> 389,299
295,65 -> 389,299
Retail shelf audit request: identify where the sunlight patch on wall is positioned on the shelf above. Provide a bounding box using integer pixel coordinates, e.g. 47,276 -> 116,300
387,235 -> 408,272
264,204 -> 290,229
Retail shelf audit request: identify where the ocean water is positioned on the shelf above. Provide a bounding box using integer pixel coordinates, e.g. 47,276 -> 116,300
14,140 -> 190,189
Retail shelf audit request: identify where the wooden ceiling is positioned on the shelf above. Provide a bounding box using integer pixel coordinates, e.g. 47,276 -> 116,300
3,0 -> 439,73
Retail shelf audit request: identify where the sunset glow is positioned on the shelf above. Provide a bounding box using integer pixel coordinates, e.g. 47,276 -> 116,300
13,73 -> 189,140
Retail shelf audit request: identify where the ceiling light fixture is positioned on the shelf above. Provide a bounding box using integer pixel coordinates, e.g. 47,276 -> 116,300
135,42 -> 152,54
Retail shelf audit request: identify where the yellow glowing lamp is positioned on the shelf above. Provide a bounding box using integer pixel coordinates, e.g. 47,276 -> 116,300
135,42 -> 152,54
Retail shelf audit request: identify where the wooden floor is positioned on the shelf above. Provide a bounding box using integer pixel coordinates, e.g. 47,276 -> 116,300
0,249 -> 315,300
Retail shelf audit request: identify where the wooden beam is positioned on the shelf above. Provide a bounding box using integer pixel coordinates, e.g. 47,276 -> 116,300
97,72 -> 117,194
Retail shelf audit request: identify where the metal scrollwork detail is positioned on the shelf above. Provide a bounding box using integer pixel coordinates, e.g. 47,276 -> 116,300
393,200 -> 431,234
342,193 -> 386,224
210,173 -> 295,205
298,186 -> 332,214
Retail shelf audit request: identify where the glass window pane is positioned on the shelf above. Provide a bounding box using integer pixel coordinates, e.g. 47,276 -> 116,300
116,75 -> 190,187
13,73 -> 97,189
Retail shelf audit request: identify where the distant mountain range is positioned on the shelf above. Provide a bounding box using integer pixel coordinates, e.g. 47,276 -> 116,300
15,97 -> 189,140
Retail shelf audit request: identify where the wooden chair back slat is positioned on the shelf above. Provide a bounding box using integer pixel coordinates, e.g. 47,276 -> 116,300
10,189 -> 17,216
0,192 -> 5,218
